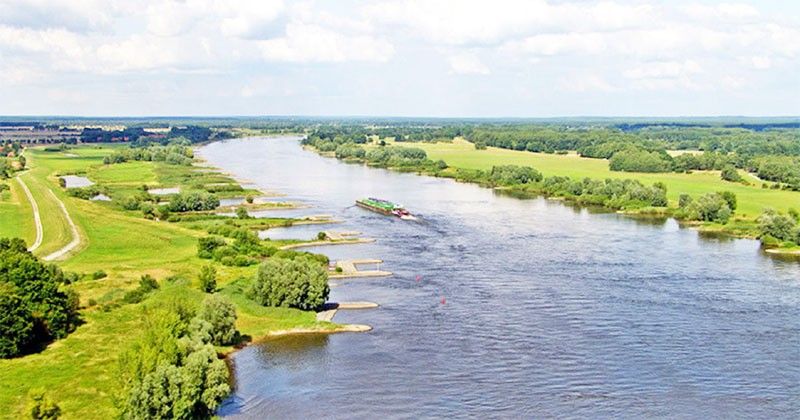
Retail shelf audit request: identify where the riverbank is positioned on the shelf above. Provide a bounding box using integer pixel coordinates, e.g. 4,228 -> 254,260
305,139 -> 800,256
0,142 -> 371,418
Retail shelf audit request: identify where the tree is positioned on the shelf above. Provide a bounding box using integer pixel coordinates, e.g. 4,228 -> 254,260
248,257 -> 329,311
757,209 -> 797,241
0,238 -> 79,357
718,190 -> 737,212
195,295 -> 237,346
678,193 -> 693,209
685,193 -> 732,224
721,165 -> 743,182
0,284 -> 34,358
198,265 -> 217,293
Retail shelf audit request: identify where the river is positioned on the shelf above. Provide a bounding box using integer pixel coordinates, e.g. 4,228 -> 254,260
198,136 -> 800,419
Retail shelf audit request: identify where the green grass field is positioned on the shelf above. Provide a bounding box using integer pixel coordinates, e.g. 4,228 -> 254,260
410,139 -> 799,218
0,145 -> 325,419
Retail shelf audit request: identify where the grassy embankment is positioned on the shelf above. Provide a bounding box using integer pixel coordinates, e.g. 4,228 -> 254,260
0,145 -> 333,419
411,138 -> 797,218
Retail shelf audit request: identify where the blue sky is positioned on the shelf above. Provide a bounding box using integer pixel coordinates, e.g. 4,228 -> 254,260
0,0 -> 798,117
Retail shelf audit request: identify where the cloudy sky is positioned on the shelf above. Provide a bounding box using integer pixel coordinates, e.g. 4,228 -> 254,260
0,0 -> 798,117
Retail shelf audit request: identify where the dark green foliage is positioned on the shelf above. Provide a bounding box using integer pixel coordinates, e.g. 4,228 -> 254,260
678,193 -> 693,208
540,177 -> 668,209
0,285 -> 34,358
317,232 -> 327,240
194,295 -> 238,345
104,144 -> 194,166
245,196 -> 254,204
757,209 -> 797,241
139,275 -> 159,293
167,192 -> 219,213
0,238 -> 79,358
248,258 -> 329,311
721,165 -> 743,182
488,165 -> 542,186
683,193 -> 732,224
123,275 -> 159,304
334,143 -> 366,159
198,265 -> 216,293
197,236 -> 226,259
121,197 -> 141,211
609,149 -> 672,173
92,270 -> 108,280
117,305 -> 230,420
718,191 -> 737,211
235,206 -> 248,219
0,182 -> 9,193
27,388 -> 61,419
65,186 -> 108,200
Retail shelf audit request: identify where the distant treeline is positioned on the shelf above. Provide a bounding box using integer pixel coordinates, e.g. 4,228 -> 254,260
80,125 -> 232,146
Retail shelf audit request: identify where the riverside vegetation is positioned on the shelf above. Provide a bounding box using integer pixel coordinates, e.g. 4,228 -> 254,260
1,117 -> 799,418
303,121 -> 800,252
0,136 -> 338,419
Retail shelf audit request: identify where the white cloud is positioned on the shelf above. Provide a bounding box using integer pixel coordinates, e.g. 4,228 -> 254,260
624,60 -> 703,80
447,52 -> 490,75
750,55 -> 771,69
96,35 -> 179,72
558,72 -> 616,92
259,22 -> 393,63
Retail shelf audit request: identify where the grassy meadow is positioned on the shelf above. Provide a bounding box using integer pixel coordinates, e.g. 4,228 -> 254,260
0,145 -> 327,419
408,139 -> 798,218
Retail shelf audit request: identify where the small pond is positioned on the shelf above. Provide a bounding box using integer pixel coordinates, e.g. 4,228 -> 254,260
61,175 -> 93,188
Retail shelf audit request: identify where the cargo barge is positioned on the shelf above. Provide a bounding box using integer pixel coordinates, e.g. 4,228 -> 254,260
356,198 -> 417,220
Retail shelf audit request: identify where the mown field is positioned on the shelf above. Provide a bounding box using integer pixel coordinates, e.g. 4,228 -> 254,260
408,139 -> 798,218
0,145 -> 327,419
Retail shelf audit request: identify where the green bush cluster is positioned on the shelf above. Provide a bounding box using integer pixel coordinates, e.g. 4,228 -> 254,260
677,192 -> 734,224
103,144 -> 194,166
166,192 -> 219,213
117,298 -> 234,419
609,149 -> 673,173
487,165 -> 543,186
757,208 -> 800,245
248,257 -> 329,311
541,177 -> 668,208
122,275 -> 160,304
0,238 -> 80,358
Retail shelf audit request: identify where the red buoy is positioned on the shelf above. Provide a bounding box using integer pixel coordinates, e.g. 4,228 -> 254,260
416,275 -> 421,282
441,298 -> 446,304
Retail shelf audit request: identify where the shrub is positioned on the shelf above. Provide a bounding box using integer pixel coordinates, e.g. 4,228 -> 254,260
718,191 -> 737,212
121,197 -> 140,211
678,193 -> 693,208
197,236 -> 226,258
27,388 -> 61,420
684,193 -> 732,224
139,275 -> 159,293
721,165 -> 743,182
236,206 -> 248,219
198,265 -> 217,293
245,196 -> 254,204
757,209 -> 797,241
317,232 -> 327,240
195,295 -> 238,345
92,270 -> 108,280
248,258 -> 329,310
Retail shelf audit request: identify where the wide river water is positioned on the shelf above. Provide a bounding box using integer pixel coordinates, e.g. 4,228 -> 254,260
199,137 -> 800,419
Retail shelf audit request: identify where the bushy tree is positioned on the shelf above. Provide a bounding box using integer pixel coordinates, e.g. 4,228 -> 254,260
248,257 -> 329,310
684,193 -> 732,224
0,238 -> 79,358
195,295 -> 237,345
198,265 -> 216,293
0,285 -> 34,358
609,149 -> 672,173
197,236 -> 226,259
488,165 -> 543,186
718,190 -> 737,212
757,209 -> 797,241
118,304 -> 231,420
721,165 -> 743,182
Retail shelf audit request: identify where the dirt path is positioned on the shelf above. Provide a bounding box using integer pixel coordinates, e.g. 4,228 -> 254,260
42,188 -> 81,261
15,175 -> 43,251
